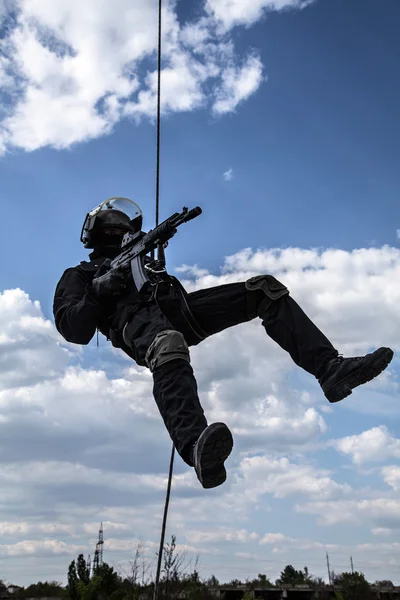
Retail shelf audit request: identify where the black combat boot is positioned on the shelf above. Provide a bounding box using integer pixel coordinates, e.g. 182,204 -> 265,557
319,347 -> 394,403
191,423 -> 233,489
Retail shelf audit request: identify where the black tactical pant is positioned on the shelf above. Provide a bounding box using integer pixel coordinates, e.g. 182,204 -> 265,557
122,281 -> 338,466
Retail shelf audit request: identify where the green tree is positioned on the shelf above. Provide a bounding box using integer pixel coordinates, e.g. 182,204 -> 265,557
311,576 -> 326,588
92,563 -> 120,599
0,581 -> 8,597
77,575 -> 102,600
303,566 -> 313,583
128,540 -> 150,586
276,565 -> 311,586
229,579 -> 242,587
186,570 -> 200,585
162,535 -> 179,582
258,574 -> 273,588
109,590 -> 128,600
247,574 -> 274,589
20,581 -> 66,598
68,554 -> 121,600
77,554 -> 91,586
206,575 -> 219,587
68,560 -> 80,600
161,534 -> 188,599
375,580 -> 394,588
183,568 -> 205,600
333,571 -> 372,600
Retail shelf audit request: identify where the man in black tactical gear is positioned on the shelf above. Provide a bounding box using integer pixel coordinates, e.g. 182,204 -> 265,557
53,198 -> 394,489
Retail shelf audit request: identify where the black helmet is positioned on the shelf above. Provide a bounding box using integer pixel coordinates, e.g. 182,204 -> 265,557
81,197 -> 143,250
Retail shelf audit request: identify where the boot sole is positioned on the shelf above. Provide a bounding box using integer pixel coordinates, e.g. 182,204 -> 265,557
325,347 -> 394,403
194,423 -> 233,489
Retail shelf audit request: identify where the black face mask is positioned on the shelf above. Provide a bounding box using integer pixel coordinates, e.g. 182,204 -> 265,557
89,232 -> 125,260
90,245 -> 121,260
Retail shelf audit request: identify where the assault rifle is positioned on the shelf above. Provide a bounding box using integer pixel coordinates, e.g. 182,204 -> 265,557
92,206 -> 202,294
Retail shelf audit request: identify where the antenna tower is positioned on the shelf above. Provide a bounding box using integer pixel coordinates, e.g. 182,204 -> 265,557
92,522 -> 104,570
326,550 -> 332,585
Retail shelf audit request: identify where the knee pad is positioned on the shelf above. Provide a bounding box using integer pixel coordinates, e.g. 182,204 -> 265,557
245,275 -> 289,318
145,330 -> 190,372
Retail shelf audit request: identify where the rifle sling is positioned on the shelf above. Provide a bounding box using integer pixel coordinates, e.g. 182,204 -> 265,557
169,277 -> 209,344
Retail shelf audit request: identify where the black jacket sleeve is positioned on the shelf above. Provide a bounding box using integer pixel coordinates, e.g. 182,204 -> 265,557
53,267 -> 104,345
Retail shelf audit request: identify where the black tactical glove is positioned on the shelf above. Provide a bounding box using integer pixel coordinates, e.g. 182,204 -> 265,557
91,260 -> 128,297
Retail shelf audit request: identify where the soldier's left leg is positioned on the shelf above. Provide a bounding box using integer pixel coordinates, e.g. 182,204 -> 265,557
122,303 -> 207,462
123,302 -> 233,488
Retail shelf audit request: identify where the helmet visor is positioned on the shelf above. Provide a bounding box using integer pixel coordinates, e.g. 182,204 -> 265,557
90,197 -> 143,222
81,196 -> 143,246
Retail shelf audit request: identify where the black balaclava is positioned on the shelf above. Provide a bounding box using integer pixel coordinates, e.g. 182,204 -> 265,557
88,209 -> 138,260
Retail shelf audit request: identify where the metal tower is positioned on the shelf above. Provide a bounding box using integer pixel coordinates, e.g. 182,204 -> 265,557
92,522 -> 104,570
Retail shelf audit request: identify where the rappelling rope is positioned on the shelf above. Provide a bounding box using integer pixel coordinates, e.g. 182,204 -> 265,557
155,0 -> 162,230
152,1 -> 176,599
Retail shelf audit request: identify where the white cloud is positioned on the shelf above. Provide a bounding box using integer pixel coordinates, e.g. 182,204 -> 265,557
0,522 -> 75,536
0,539 -> 85,558
229,398 -> 327,450
179,245 -> 400,358
2,243 -> 400,584
371,527 -> 392,536
223,168 -> 234,181
187,527 -> 259,545
213,54 -> 264,115
0,0 -> 309,154
234,455 -> 351,501
355,541 -> 400,553
256,533 -> 400,580
259,532 -> 341,553
0,288 -> 74,390
382,466 -> 400,492
331,426 -> 400,465
82,521 -> 130,536
260,532 -> 288,545
296,499 -> 400,529
205,0 -> 315,31
0,460 -> 169,493
188,327 -> 327,455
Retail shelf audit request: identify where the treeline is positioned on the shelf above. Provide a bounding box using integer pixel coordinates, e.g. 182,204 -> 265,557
0,535 -> 397,600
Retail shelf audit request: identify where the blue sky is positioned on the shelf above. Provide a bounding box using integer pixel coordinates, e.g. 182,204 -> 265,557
0,0 -> 400,588
2,0 -> 400,313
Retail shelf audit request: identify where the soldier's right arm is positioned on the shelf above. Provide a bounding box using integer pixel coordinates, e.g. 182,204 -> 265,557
53,267 -> 103,345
